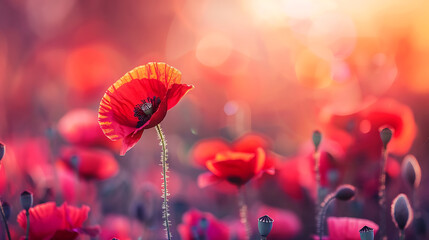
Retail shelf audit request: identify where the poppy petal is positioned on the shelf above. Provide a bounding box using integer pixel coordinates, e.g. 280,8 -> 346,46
191,139 -> 230,167
140,62 -> 183,89
232,133 -> 270,153
254,147 -> 266,174
166,83 -> 194,110
197,172 -> 222,188
120,129 -> 144,156
99,77 -> 167,141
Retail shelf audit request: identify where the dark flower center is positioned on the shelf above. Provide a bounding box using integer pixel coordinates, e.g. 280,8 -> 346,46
226,176 -> 245,186
134,96 -> 161,128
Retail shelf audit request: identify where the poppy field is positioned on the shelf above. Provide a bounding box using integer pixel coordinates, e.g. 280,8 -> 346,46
1,0 -> 429,240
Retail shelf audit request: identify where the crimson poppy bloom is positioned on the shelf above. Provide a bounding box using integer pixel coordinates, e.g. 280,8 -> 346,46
17,202 -> 99,240
58,109 -> 120,150
178,209 -> 229,240
98,215 -> 144,240
59,146 -> 119,180
321,98 -> 416,160
314,217 -> 379,240
98,62 -> 194,155
193,133 -> 275,187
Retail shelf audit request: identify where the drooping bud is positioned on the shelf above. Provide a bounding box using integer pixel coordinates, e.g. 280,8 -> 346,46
379,128 -> 393,149
0,142 -> 5,162
20,191 -> 33,211
359,226 -> 374,240
2,201 -> 11,220
391,194 -> 413,230
334,184 -> 356,201
258,215 -> 274,237
401,154 -> 421,188
312,130 -> 322,152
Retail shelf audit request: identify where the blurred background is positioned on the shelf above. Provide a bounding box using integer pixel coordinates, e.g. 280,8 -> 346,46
1,0 -> 429,239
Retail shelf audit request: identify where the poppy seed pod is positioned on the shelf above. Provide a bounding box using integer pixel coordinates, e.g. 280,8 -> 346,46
20,191 -> 33,211
0,142 -> 4,161
391,193 -> 413,230
312,130 -> 322,152
2,201 -> 11,220
359,226 -> 374,240
379,128 -> 393,149
401,154 -> 421,189
258,215 -> 274,237
334,184 -> 356,201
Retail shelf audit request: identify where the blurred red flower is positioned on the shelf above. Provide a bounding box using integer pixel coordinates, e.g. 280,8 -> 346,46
58,108 -> 120,150
98,215 -> 144,240
177,209 -> 229,240
17,202 -> 99,240
255,206 -> 302,239
277,146 -> 344,200
98,62 -> 194,155
59,146 -> 119,180
193,134 -> 275,187
321,98 -> 417,160
315,217 -> 379,240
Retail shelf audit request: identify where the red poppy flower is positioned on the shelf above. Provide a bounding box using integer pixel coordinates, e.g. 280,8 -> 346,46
59,146 -> 119,180
98,62 -> 194,155
58,108 -> 120,150
17,202 -> 99,240
277,139 -> 345,200
98,215 -> 144,240
193,133 -> 276,187
314,217 -> 379,240
178,209 -> 229,240
321,98 -> 417,160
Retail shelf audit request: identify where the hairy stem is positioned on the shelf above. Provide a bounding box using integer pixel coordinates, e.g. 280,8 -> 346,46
0,202 -> 11,240
155,124 -> 171,240
25,211 -> 30,240
318,195 -> 335,240
378,148 -> 388,240
238,189 -> 250,240
314,151 -> 321,206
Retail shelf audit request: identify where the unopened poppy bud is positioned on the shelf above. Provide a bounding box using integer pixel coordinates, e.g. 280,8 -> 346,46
258,215 -> 274,237
401,154 -> 421,188
379,128 -> 393,149
20,191 -> 33,211
359,226 -> 374,240
312,130 -> 322,152
334,184 -> 356,201
391,193 -> 413,230
2,201 -> 10,220
0,142 -> 4,161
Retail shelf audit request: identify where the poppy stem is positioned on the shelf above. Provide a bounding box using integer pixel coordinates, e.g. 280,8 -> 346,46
378,147 -> 388,240
0,201 -> 11,240
399,230 -> 405,240
25,210 -> 30,240
155,124 -> 171,240
238,189 -> 250,240
318,194 -> 335,240
314,151 -> 322,206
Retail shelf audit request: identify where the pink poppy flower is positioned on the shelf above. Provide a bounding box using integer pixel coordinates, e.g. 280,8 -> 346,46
178,209 -> 229,240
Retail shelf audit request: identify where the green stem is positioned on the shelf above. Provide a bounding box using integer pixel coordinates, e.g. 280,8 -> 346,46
155,124 -> 171,240
314,151 -> 321,206
318,195 -> 335,240
399,230 -> 405,240
378,148 -> 388,240
0,202 -> 11,240
238,190 -> 250,240
25,211 -> 30,240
